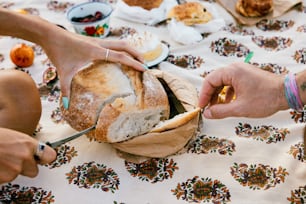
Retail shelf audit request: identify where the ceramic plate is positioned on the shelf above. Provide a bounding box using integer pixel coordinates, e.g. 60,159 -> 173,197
146,43 -> 169,68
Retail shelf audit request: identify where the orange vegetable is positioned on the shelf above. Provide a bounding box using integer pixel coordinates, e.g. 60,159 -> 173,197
10,43 -> 35,68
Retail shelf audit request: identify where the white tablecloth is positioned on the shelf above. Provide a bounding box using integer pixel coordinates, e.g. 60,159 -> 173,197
0,0 -> 305,203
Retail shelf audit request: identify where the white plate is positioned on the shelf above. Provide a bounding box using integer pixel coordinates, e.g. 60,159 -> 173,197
146,43 -> 169,68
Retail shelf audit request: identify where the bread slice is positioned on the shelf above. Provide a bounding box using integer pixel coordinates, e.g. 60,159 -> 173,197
95,69 -> 170,142
61,61 -> 170,143
150,107 -> 201,133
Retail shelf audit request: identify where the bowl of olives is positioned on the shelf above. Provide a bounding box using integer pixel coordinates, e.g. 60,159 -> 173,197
67,2 -> 113,38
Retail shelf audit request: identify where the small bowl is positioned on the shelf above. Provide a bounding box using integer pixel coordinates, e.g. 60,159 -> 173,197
67,2 -> 113,38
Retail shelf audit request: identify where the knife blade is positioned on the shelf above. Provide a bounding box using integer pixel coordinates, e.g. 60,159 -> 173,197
46,125 -> 96,148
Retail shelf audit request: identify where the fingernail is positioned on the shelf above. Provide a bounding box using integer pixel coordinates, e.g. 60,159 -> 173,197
62,97 -> 69,109
204,108 -> 212,119
142,64 -> 149,70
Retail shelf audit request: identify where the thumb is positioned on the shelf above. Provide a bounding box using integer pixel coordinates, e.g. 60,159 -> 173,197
34,141 -> 57,165
203,102 -> 241,119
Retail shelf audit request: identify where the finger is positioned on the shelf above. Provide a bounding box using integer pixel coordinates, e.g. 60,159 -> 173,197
106,50 -> 147,71
34,141 -> 57,165
20,158 -> 38,178
203,101 -> 243,119
199,68 -> 229,108
98,40 -> 144,63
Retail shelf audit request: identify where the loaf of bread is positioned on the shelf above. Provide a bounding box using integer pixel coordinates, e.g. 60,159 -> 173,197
112,69 -> 201,159
61,61 -> 170,143
61,63 -> 201,159
122,0 -> 163,10
236,0 -> 273,17
167,2 -> 212,26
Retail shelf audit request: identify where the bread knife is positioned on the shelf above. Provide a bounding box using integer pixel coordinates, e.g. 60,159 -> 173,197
46,124 -> 96,148
45,93 -> 131,148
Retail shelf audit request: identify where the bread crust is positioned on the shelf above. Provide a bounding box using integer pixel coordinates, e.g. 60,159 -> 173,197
236,0 -> 273,17
167,2 -> 212,26
122,0 -> 163,10
61,61 -> 170,143
150,108 -> 201,133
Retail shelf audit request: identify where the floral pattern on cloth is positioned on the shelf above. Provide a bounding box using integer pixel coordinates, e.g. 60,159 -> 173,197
251,62 -> 288,74
287,185 -> 306,203
125,158 -> 178,183
47,145 -> 78,169
166,54 -> 204,69
297,24 -> 306,32
187,134 -> 236,155
210,37 -> 250,58
252,36 -> 293,51
171,176 -> 231,203
235,123 -> 290,143
293,48 -> 306,64
46,1 -> 74,12
288,142 -> 306,163
222,23 -> 255,36
230,163 -> 289,190
66,161 -> 119,192
0,183 -> 55,203
290,109 -> 306,123
255,19 -> 295,32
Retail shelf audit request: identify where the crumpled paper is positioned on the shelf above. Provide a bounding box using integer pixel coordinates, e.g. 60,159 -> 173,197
114,0 -> 177,25
167,1 -> 226,45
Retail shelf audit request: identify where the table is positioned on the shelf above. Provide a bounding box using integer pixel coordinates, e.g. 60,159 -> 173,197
0,0 -> 305,203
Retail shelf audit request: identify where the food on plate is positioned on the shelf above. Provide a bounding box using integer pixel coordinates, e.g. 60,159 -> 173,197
61,62 -> 201,159
235,0 -> 273,17
126,32 -> 163,62
122,0 -> 163,10
10,43 -> 35,68
167,2 -> 213,26
71,11 -> 103,23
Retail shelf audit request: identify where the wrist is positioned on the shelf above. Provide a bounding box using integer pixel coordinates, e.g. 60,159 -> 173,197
283,72 -> 304,112
277,74 -> 290,111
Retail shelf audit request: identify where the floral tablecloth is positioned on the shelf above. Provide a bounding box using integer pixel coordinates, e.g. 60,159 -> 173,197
0,0 -> 305,203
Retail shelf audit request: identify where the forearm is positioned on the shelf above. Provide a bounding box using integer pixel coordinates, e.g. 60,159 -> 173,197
0,7 -> 62,46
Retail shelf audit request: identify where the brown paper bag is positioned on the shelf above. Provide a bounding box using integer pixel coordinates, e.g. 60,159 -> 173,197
112,114 -> 200,159
217,0 -> 303,25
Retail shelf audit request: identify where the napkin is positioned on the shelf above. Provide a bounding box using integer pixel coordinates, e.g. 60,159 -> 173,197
114,0 -> 177,25
167,1 -> 226,45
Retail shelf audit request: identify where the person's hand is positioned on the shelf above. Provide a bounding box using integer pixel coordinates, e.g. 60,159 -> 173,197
40,26 -> 147,105
199,62 -> 289,119
0,128 -> 57,184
